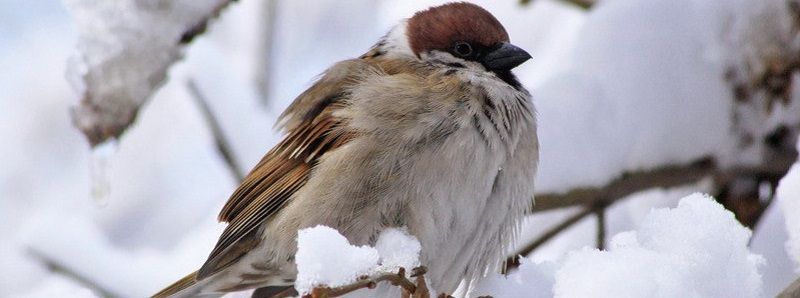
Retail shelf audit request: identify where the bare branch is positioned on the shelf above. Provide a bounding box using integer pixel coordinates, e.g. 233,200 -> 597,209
507,151 -> 797,272
27,249 -> 119,298
531,158 -> 716,213
186,79 -> 245,181
180,0 -> 239,44
256,0 -> 279,105
304,267 -> 428,298
412,268 -> 431,298
504,207 -> 595,273
595,207 -> 606,250
529,149 -> 796,218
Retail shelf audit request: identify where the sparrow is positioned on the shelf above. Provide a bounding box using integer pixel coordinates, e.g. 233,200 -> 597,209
154,2 -> 537,297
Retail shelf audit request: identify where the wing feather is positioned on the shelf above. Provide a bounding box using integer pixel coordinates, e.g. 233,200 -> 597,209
197,60 -> 368,279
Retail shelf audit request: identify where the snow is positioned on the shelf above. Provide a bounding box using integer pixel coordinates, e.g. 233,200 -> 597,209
534,0 -> 735,193
293,195 -> 766,298
483,194 -> 764,298
472,258 -> 556,298
294,226 -> 422,295
778,159 -> 800,269
751,201 -> 799,297
2,0 -> 799,297
295,225 -> 380,294
375,228 -> 422,272
63,0 -> 233,145
559,194 -> 763,298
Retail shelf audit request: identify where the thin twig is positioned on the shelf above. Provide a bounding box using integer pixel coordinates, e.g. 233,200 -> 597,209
504,207 -> 595,273
180,0 -> 239,44
305,267 -> 427,298
595,206 -> 606,250
186,79 -> 246,181
412,268 -> 431,298
256,0 -> 278,105
27,249 -> 120,298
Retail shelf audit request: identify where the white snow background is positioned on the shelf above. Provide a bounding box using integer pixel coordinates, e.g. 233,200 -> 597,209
1,0 -> 799,297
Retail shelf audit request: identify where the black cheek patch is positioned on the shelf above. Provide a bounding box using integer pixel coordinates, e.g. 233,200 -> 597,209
446,62 -> 466,68
492,70 -> 524,91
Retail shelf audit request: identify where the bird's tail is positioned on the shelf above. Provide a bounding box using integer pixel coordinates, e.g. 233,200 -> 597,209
152,271 -> 204,298
152,270 -> 296,298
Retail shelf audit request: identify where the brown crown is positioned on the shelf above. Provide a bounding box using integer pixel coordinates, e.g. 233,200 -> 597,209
407,2 -> 509,56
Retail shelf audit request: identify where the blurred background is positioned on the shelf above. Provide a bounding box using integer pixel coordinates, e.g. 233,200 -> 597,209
1,0 -> 799,297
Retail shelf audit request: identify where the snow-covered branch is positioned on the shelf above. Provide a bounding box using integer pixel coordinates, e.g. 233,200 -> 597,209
64,0 -> 237,147
304,267 -> 429,298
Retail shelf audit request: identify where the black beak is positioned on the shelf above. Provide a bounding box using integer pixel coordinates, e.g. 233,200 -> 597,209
482,42 -> 531,71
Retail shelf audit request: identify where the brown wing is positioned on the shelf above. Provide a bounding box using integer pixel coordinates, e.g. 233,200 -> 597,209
196,60 -> 368,279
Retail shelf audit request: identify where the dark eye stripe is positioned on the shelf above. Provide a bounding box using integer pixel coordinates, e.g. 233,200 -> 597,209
454,42 -> 473,56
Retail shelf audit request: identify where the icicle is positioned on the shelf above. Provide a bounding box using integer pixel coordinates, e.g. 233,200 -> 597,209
90,139 -> 117,207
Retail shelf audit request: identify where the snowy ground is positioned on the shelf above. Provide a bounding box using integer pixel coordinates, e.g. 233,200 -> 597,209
1,0 -> 798,297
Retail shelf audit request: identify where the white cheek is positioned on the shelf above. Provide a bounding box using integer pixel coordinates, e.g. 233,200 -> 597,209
460,71 -> 515,96
383,21 -> 415,57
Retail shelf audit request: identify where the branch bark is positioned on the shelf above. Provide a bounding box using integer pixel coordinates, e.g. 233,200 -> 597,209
507,151 -> 796,272
27,249 -> 119,298
180,0 -> 239,45
531,157 -> 716,213
504,207 -> 595,273
256,0 -> 279,105
68,0 -> 238,147
595,207 -> 606,250
303,267 -> 428,298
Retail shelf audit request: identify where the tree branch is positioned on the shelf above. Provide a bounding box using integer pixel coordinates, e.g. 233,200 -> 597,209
69,0 -> 238,147
507,151 -> 797,272
27,249 -> 119,298
504,207 -> 595,273
186,79 -> 246,182
595,207 -> 606,250
180,0 -> 239,44
256,0 -> 279,105
531,158 -> 716,213
304,267 -> 428,298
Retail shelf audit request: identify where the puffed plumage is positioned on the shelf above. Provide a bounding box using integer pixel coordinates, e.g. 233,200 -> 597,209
154,3 -> 537,297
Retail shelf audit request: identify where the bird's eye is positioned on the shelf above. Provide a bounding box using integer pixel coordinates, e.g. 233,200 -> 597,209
453,42 -> 473,57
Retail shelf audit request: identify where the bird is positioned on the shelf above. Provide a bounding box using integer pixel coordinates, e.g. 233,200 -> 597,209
154,2 -> 538,297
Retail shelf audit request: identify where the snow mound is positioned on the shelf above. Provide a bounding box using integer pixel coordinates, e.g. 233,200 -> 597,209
484,194 -> 764,298
778,162 -> 800,269
294,226 -> 421,295
554,194 -> 763,298
375,228 -> 422,272
295,226 -> 380,294
472,258 -> 556,298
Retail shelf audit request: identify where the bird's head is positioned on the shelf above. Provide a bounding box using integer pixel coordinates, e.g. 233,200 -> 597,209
382,2 -> 531,73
